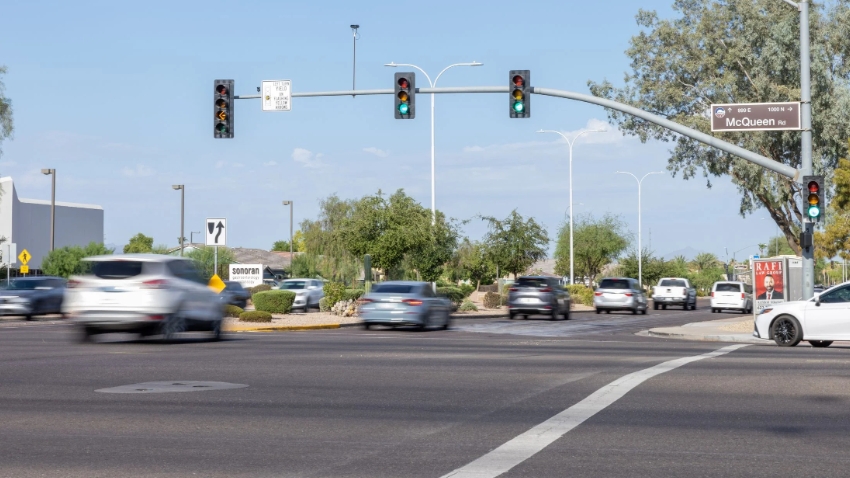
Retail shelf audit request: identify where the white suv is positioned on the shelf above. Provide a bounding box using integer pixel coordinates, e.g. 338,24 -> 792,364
710,281 -> 753,314
63,254 -> 224,342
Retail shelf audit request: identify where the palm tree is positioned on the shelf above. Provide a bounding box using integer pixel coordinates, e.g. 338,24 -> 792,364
692,252 -> 719,272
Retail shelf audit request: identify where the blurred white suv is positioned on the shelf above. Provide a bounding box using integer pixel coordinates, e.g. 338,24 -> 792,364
63,254 -> 224,342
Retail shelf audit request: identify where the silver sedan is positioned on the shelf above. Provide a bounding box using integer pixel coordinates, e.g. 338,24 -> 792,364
359,281 -> 451,331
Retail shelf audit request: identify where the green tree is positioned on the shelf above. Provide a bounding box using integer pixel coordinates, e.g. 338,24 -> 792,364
41,242 -> 113,278
448,238 -> 497,288
815,146 -> 850,261
691,252 -> 720,272
405,212 -> 459,282
588,0 -> 850,254
151,244 -> 171,254
186,246 -> 236,281
555,213 -> 630,285
271,240 -> 291,252
300,194 -> 360,282
123,233 -> 154,253
0,66 -> 14,202
481,210 -> 549,279
290,253 -> 322,278
617,248 -> 676,287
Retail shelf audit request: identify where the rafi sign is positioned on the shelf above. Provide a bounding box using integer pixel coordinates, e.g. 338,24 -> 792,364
228,264 -> 264,288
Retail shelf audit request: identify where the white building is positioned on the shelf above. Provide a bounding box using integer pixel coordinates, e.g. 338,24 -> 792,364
0,176 -> 104,270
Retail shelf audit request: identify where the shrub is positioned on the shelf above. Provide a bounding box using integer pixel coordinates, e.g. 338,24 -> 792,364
250,284 -> 272,296
252,290 -> 296,314
437,286 -> 465,307
223,305 -> 244,318
459,283 -> 476,298
459,300 -> 478,312
566,284 -> 594,306
323,282 -> 346,309
239,311 -> 272,322
319,297 -> 331,312
436,279 -> 453,288
483,292 -> 501,309
343,289 -> 365,301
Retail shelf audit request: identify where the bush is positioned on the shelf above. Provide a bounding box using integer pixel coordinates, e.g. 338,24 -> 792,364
459,283 -> 476,298
250,284 -> 272,296
239,311 -> 272,322
566,284 -> 594,306
319,297 -> 331,312
252,290 -> 296,314
459,300 -> 478,312
224,305 -> 244,318
343,289 -> 365,301
437,286 -> 465,307
483,291 -> 501,309
323,282 -> 346,309
436,279 -> 453,288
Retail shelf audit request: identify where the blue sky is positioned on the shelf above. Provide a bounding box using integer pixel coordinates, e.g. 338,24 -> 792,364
0,0 -> 774,262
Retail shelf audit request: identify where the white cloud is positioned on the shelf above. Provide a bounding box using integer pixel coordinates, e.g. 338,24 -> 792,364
463,146 -> 484,153
0,161 -> 16,168
232,162 -> 245,168
122,164 -> 154,177
215,160 -> 226,169
292,148 -> 324,168
263,161 -> 278,166
363,147 -> 388,158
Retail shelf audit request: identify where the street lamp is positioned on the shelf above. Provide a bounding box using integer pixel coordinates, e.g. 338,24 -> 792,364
172,185 -> 184,256
282,201 -> 293,258
384,61 -> 483,223
538,128 -> 604,284
41,169 -> 56,251
615,171 -> 664,288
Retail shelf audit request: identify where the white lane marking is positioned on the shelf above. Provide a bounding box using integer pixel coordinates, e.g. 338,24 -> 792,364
440,343 -> 749,478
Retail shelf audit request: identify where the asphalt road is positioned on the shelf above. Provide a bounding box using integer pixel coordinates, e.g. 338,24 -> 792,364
2,303 -> 849,477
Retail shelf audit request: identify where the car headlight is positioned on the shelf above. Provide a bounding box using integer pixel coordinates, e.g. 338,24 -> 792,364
759,308 -> 773,315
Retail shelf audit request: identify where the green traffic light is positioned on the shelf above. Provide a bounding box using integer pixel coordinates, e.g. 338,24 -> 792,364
808,205 -> 821,218
216,123 -> 228,133
398,103 -> 409,115
513,101 -> 524,113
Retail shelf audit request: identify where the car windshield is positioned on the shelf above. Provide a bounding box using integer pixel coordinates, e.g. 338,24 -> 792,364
225,282 -> 244,291
92,261 -> 144,279
660,279 -> 687,287
599,279 -> 630,290
371,284 -> 415,294
280,281 -> 306,290
715,283 -> 741,293
8,279 -> 44,290
517,278 -> 548,288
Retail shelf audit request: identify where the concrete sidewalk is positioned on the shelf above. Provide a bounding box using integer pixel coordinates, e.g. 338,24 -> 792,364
643,316 -> 773,345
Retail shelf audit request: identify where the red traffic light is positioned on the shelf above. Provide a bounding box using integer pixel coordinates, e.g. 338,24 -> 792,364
216,84 -> 228,95
808,181 -> 819,193
512,75 -> 524,87
398,78 -> 410,89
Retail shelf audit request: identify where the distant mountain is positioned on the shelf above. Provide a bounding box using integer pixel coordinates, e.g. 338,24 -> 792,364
661,247 -> 702,261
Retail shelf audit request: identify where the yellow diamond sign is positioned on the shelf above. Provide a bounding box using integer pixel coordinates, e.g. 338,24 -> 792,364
208,274 -> 226,294
18,249 -> 31,265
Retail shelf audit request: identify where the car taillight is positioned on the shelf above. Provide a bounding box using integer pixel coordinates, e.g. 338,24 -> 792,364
741,293 -> 746,299
358,298 -> 373,304
540,288 -> 553,292
142,279 -> 169,289
510,288 -> 518,292
148,315 -> 165,321
66,279 -> 81,289
402,299 -> 423,306
711,292 -> 714,298
625,293 -> 633,297
594,292 -> 602,296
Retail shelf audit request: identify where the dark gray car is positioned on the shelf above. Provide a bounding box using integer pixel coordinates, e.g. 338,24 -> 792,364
358,281 -> 451,330
507,276 -> 571,320
0,276 -> 66,320
221,281 -> 250,309
593,277 -> 648,315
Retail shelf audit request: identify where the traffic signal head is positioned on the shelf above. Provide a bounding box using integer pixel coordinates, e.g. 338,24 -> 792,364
509,70 -> 530,118
803,175 -> 825,221
394,72 -> 415,119
214,79 -> 234,138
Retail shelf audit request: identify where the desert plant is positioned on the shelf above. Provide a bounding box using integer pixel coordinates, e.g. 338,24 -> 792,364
252,290 -> 296,314
343,289 -> 365,301
437,286 -> 464,307
250,284 -> 272,296
459,283 -> 475,298
223,304 -> 244,318
565,284 -> 594,306
458,300 -> 478,312
239,311 -> 272,323
483,291 -> 501,309
319,297 -> 331,312
323,282 -> 346,309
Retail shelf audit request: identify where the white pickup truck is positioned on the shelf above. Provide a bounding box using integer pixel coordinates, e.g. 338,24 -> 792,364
652,277 -> 697,310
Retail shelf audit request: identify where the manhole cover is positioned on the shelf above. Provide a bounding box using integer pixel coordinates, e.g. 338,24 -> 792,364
96,381 -> 248,394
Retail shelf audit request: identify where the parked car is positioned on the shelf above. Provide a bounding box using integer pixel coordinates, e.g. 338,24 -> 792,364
358,281 -> 451,330
754,281 -> 850,347
277,278 -> 324,312
0,276 -> 66,320
652,277 -> 697,310
221,281 -> 250,309
63,254 -> 224,342
710,281 -> 752,314
594,277 -> 647,315
507,276 -> 571,320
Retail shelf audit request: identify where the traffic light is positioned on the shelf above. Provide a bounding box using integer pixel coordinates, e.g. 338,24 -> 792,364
803,175 -> 825,221
394,72 -> 415,119
214,79 -> 234,138
509,70 -> 531,118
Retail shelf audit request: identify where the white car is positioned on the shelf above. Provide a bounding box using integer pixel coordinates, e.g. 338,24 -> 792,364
710,281 -> 752,314
277,278 -> 324,312
63,254 -> 224,342
754,282 -> 850,347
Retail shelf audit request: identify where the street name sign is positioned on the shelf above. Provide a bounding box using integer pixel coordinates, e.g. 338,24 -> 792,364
205,218 -> 227,247
262,80 -> 292,111
711,102 -> 801,132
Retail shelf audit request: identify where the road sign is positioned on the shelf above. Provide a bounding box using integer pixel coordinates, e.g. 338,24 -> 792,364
18,249 -> 31,265
262,80 -> 291,112
205,218 -> 227,246
2,243 -> 16,265
710,102 -> 801,132
20,265 -> 29,274
208,273 -> 226,294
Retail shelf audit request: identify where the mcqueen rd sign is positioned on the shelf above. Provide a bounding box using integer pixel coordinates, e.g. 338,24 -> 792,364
710,102 -> 801,132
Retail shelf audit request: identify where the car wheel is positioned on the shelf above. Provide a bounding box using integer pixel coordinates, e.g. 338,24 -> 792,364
522,315 -> 528,320
442,312 -> 452,330
362,322 -> 371,330
632,307 -> 638,315
653,302 -> 659,310
78,326 -> 94,343
662,304 -> 667,310
550,309 -> 558,321
563,308 -> 571,320
160,314 -> 186,342
211,319 -> 223,341
809,340 -> 833,348
641,307 -> 647,315
771,315 -> 803,347
509,311 -> 516,320
595,308 -> 601,314
605,310 -> 610,314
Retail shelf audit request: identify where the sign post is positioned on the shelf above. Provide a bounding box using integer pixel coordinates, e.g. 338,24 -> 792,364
262,80 -> 292,112
710,102 -> 801,132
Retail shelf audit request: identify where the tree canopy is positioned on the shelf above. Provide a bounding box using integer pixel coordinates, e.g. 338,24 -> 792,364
41,243 -> 113,278
123,233 -> 154,254
481,210 -> 549,279
555,213 -> 631,285
589,0 -> 850,254
0,66 -> 12,162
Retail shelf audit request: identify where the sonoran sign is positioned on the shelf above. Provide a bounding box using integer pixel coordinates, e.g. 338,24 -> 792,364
228,264 -> 264,288
710,102 -> 801,132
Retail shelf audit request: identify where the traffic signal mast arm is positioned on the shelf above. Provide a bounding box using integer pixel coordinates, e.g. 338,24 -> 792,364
233,85 -> 798,181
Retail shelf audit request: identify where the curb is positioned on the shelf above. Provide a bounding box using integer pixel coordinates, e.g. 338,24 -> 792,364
641,329 -> 771,345
225,322 -> 360,333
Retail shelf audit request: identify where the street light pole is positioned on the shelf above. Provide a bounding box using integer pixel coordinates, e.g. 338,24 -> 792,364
385,61 -> 483,224
538,128 -> 604,284
40,169 -> 56,251
615,171 -> 664,288
172,185 -> 184,256
282,201 -> 293,259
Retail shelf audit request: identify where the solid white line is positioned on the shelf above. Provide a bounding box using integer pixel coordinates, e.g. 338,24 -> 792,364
440,343 -> 750,478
